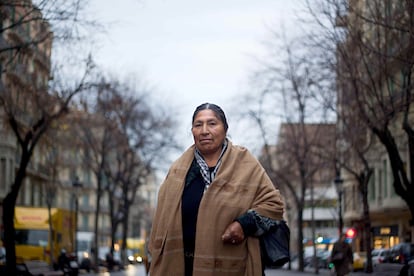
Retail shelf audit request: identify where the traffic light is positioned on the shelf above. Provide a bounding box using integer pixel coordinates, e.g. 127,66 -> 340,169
345,228 -> 356,239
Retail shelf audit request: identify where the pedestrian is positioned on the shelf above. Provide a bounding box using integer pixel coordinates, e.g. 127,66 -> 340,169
57,249 -> 69,271
331,233 -> 353,276
105,252 -> 114,271
148,103 -> 285,276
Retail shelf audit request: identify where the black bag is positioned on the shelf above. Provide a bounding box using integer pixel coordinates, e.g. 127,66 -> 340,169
260,220 -> 290,268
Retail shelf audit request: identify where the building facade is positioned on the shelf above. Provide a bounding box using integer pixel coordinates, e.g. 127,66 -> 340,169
0,1 -> 158,262
1,0 -> 53,213
264,123 -> 337,256
336,0 -> 413,252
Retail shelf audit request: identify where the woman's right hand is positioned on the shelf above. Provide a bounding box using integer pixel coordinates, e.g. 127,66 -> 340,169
221,221 -> 245,245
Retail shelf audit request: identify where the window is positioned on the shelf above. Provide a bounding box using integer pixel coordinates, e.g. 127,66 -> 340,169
0,158 -> 6,191
81,214 -> 88,230
9,158 -> 13,186
383,159 -> 388,198
378,168 -> 383,201
352,185 -> 357,208
81,194 -> 88,208
15,229 -> 48,246
387,77 -> 395,96
368,175 -> 375,202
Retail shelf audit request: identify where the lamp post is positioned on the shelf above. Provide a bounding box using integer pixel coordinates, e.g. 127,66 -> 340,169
334,173 -> 344,236
73,177 -> 83,261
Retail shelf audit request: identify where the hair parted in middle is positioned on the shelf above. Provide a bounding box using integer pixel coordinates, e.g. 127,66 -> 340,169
192,103 -> 228,132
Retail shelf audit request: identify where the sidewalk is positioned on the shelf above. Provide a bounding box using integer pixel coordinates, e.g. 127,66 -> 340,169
265,263 -> 405,276
265,268 -> 332,276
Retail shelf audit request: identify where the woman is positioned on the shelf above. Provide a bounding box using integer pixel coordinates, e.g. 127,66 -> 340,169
148,103 -> 284,276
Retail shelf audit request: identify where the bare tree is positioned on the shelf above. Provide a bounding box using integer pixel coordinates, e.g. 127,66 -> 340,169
0,57 -> 93,273
0,0 -> 96,273
301,1 -> 414,271
301,0 -> 378,270
309,0 -> 414,241
73,79 -> 120,271
42,126 -> 66,266
238,31 -> 336,272
98,78 -> 178,265
336,91 -> 378,272
76,76 -> 179,267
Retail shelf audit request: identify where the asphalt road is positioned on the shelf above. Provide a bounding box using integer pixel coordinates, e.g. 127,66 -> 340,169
80,262 -> 407,276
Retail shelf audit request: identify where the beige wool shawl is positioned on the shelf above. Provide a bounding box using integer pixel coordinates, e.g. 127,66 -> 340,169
148,141 -> 284,276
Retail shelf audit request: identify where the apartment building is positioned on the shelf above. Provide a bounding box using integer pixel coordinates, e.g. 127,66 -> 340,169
0,2 -> 158,254
336,0 -> 413,251
0,1 -> 53,210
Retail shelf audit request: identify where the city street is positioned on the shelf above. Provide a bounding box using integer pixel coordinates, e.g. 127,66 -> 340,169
79,262 -> 405,276
81,265 -> 330,276
81,264 -> 330,276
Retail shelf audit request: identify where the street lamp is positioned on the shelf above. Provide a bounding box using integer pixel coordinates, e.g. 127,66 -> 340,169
334,172 -> 344,236
73,176 -> 83,261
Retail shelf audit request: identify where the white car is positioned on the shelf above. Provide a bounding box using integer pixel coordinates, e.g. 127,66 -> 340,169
0,247 -> 5,265
372,248 -> 390,265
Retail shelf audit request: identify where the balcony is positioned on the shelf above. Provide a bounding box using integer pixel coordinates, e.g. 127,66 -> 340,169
37,163 -> 50,176
79,204 -> 97,213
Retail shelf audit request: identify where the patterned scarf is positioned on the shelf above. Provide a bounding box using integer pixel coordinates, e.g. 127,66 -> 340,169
194,139 -> 228,191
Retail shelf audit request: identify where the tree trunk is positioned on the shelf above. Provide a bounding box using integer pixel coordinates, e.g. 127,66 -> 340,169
3,154 -> 30,275
374,129 -> 414,239
48,205 -> 55,267
93,179 -> 102,272
121,204 -> 129,266
297,208 -> 305,272
360,171 -> 373,273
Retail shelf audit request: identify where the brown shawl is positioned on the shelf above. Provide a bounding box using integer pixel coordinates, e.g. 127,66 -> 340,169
148,141 -> 284,276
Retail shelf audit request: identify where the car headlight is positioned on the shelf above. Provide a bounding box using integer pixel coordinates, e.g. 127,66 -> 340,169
136,256 -> 143,263
128,256 -> 135,262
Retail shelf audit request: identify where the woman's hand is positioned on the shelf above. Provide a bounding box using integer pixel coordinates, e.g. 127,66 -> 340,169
221,221 -> 245,245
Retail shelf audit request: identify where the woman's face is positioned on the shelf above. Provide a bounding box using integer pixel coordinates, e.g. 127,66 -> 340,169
192,109 -> 226,156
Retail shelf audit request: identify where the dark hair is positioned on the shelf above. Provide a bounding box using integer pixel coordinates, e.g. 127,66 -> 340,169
192,103 -> 228,132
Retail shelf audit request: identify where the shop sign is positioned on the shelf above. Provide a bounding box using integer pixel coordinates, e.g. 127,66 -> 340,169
372,225 -> 398,236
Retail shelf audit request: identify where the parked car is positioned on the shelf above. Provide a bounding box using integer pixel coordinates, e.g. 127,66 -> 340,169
389,243 -> 414,264
317,250 -> 332,269
98,247 -> 122,270
353,251 -> 366,272
304,248 -> 331,268
0,247 -> 5,266
372,248 -> 390,265
407,259 -> 414,276
0,247 -> 5,273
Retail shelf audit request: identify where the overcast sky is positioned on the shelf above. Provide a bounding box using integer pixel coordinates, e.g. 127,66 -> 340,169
88,0 -> 301,156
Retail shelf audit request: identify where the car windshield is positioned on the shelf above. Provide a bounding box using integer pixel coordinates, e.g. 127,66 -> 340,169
380,250 -> 389,256
15,229 -> 48,246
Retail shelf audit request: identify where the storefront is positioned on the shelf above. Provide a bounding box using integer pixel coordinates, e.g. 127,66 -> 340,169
372,225 -> 399,249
